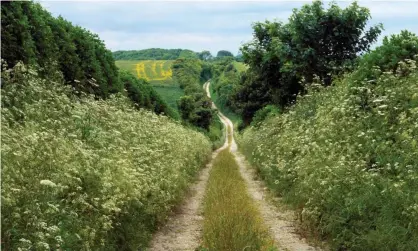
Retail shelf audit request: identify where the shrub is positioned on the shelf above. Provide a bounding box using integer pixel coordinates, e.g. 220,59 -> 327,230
1,63 -> 212,250
238,55 -> 418,249
251,105 -> 281,127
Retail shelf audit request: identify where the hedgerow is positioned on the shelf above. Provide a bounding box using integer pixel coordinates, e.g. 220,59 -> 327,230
1,63 -> 212,250
239,35 -> 418,250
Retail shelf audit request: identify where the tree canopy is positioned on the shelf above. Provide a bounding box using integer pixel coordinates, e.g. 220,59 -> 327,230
216,50 -> 234,58
232,0 -> 383,125
172,59 -> 214,130
1,1 -> 174,117
198,50 -> 213,61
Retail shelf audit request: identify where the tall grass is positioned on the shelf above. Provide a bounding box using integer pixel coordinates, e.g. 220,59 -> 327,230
1,63 -> 212,250
202,148 -> 274,251
238,59 -> 418,250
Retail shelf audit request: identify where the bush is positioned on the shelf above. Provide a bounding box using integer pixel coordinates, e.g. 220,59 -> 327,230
173,59 -> 215,131
238,52 -> 418,249
354,30 -> 418,81
251,105 -> 280,127
1,63 -> 212,250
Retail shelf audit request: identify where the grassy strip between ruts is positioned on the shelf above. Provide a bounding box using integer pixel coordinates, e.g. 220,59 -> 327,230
201,134 -> 276,250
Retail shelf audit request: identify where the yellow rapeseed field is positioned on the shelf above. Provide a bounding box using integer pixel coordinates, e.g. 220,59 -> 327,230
116,60 -> 173,82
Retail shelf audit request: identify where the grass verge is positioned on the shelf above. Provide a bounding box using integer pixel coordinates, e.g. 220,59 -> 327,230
202,148 -> 275,250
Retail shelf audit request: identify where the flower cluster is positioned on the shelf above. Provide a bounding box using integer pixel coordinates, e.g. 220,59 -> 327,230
238,59 -> 418,250
1,63 -> 211,250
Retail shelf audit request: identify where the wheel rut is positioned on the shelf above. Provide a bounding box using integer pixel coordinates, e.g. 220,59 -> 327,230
148,81 -> 321,251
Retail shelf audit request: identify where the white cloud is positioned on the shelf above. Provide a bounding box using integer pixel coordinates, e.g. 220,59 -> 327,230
39,0 -> 418,54
361,2 -> 418,18
100,30 -> 252,55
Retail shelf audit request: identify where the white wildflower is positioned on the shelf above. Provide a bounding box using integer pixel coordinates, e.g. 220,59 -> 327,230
40,180 -> 57,187
19,238 -> 32,244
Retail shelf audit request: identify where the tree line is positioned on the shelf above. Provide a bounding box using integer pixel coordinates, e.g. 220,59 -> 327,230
172,59 -> 214,130
113,48 -> 242,62
112,48 -> 199,60
212,1 -> 386,126
1,1 -> 174,117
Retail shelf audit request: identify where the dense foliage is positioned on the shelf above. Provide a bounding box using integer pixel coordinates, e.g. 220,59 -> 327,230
197,50 -> 213,61
1,1 -> 120,97
1,1 -> 173,118
211,58 -> 239,109
353,30 -> 418,81
172,59 -> 214,130
209,58 -> 243,125
216,50 -> 234,58
112,48 -> 198,60
231,1 -> 383,125
238,34 -> 418,250
1,63 -> 212,250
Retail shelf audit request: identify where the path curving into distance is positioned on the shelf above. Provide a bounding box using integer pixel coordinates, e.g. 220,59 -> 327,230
148,81 -> 320,251
205,81 -> 319,251
147,82 -> 229,251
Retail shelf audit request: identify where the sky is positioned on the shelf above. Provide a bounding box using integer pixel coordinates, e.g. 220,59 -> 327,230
40,1 -> 418,56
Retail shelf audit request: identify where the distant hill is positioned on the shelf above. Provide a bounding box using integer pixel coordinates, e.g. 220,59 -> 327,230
112,48 -> 198,60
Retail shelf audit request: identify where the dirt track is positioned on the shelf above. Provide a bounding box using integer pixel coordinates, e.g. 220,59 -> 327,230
148,81 -> 320,251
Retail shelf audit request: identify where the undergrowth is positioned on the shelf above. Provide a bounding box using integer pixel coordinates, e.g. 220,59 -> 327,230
1,63 -> 212,250
238,55 -> 418,250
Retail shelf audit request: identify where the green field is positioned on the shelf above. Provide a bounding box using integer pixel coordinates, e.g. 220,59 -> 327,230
116,60 -> 184,116
116,60 -> 174,83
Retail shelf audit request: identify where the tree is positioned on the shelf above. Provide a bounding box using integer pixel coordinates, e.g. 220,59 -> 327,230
216,50 -> 233,58
1,1 -> 36,67
198,50 -> 213,61
190,107 -> 213,130
234,0 -> 383,125
179,50 -> 198,59
172,58 -> 215,130
235,53 -> 244,62
282,1 -> 383,85
200,62 -> 212,82
22,2 -> 58,75
120,70 -> 174,116
232,70 -> 272,125
178,95 -> 195,121
112,48 -> 189,60
49,16 -> 83,84
1,1 -> 176,118
354,30 -> 418,80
